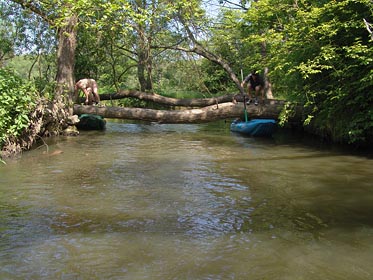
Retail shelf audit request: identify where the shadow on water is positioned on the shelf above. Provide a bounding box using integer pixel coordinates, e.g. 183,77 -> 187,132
272,127 -> 373,159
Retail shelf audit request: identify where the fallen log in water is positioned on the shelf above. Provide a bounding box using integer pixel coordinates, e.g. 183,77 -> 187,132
73,100 -> 303,124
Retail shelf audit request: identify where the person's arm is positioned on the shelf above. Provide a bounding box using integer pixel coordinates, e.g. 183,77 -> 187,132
241,74 -> 250,86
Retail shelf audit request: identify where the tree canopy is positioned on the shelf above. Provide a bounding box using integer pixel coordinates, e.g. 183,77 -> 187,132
1,0 -> 373,148
250,0 -> 373,144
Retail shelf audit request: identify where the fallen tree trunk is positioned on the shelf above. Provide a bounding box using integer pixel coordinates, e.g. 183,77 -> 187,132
73,100 -> 303,124
97,90 -> 237,107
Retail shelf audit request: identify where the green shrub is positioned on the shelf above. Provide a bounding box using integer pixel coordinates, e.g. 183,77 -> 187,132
0,68 -> 37,150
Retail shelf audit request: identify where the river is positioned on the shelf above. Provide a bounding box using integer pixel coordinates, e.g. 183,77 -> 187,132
1,120 -> 373,279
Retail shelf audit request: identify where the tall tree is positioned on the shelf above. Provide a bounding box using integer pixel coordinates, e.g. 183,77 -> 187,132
9,0 -> 78,111
243,0 -> 373,144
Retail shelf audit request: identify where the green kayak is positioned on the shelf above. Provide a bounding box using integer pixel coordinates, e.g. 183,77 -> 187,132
76,114 -> 106,130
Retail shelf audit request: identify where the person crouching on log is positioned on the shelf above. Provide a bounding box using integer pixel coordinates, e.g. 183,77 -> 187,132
75,78 -> 100,105
241,71 -> 265,106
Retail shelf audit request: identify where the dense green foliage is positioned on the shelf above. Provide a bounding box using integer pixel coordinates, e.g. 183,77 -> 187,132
0,68 -> 37,149
234,0 -> 373,144
1,0 -> 372,147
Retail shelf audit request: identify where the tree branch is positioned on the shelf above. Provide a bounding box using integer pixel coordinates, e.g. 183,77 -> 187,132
96,89 -> 237,107
168,14 -> 244,94
364,18 -> 373,41
219,0 -> 248,11
10,0 -> 55,25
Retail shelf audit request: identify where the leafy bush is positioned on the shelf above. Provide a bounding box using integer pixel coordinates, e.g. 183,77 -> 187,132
243,0 -> 373,145
0,68 -> 37,149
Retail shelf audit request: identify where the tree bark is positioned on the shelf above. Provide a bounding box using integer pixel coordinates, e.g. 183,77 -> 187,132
263,67 -> 274,99
9,1 -> 79,139
73,100 -> 302,124
96,90 -> 238,107
55,14 -> 78,114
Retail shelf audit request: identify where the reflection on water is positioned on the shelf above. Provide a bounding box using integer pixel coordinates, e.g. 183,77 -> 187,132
1,121 -> 373,279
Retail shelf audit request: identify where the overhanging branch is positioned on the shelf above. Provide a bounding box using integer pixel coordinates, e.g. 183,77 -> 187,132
10,0 -> 55,25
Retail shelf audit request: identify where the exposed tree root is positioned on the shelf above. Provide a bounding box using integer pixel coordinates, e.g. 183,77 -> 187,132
1,98 -> 78,159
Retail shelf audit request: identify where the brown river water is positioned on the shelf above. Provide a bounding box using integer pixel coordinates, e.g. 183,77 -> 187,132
0,120 -> 373,279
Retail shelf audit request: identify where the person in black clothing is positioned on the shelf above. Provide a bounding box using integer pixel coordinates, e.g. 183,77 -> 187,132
241,71 -> 265,105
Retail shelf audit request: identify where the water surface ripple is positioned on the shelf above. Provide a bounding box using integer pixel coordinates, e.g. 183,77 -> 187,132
1,121 -> 373,279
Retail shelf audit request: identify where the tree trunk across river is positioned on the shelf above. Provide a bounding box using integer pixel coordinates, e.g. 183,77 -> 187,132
74,90 -> 303,124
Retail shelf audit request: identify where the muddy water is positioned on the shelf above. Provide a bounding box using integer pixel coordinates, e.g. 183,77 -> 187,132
1,121 -> 373,279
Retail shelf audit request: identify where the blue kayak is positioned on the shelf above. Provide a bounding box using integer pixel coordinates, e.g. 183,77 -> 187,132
230,119 -> 276,137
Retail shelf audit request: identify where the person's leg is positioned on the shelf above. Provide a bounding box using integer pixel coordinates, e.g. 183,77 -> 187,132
254,85 -> 260,105
92,83 -> 100,104
83,88 -> 91,105
87,88 -> 96,105
247,86 -> 253,103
